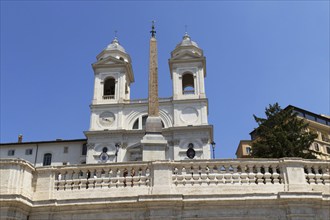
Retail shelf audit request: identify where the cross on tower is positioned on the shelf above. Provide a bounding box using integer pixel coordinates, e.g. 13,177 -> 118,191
150,20 -> 156,38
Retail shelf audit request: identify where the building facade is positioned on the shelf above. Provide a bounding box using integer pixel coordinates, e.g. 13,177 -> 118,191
236,105 -> 330,160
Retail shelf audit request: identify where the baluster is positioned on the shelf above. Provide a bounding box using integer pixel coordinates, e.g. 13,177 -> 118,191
315,166 -> 322,184
63,171 -> 68,190
92,169 -> 98,188
136,168 -> 143,186
192,166 -> 199,183
85,170 -> 91,189
248,165 -> 256,185
115,169 -> 121,187
321,167 -> 330,185
207,165 -> 216,185
271,166 -> 279,184
97,169 -> 104,188
108,169 -> 115,188
71,170 -> 79,190
173,167 -> 178,185
56,172 -> 62,190
77,170 -> 84,189
102,168 -> 110,188
240,165 -> 248,185
130,167 -> 136,187
185,166 -> 193,183
145,167 -> 150,186
200,166 -> 208,182
205,165 -> 211,185
307,166 -> 316,184
264,165 -> 272,184
223,165 -> 232,184
232,165 -> 240,184
256,166 -> 264,184
217,165 -> 225,184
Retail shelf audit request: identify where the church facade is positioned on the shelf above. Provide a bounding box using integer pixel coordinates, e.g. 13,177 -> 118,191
1,30 -> 213,166
0,26 -> 329,220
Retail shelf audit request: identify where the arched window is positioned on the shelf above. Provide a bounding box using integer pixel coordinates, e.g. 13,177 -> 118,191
141,115 -> 148,129
132,115 -> 165,130
133,119 -> 139,129
43,153 -> 52,166
182,73 -> 194,95
103,77 -> 116,99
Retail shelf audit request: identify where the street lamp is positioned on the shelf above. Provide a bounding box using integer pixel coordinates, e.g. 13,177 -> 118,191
210,141 -> 216,159
115,143 -> 120,162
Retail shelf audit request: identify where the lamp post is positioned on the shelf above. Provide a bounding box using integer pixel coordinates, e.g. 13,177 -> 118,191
211,141 -> 216,159
115,143 -> 120,162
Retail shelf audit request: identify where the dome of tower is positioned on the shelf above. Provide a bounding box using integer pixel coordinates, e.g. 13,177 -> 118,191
105,37 -> 126,53
176,33 -> 199,48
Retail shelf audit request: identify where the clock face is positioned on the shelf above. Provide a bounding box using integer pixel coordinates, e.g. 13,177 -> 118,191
99,111 -> 115,126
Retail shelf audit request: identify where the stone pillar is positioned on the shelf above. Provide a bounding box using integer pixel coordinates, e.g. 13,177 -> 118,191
281,158 -> 308,191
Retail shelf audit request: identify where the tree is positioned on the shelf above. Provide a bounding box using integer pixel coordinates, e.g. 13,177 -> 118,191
251,103 -> 318,159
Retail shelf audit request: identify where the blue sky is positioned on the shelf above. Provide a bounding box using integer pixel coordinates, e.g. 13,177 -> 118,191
1,1 -> 329,159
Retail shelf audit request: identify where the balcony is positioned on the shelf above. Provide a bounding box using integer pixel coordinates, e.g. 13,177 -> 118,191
183,90 -> 195,95
103,95 -> 115,100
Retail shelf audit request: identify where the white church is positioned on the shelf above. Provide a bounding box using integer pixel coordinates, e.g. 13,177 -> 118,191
0,24 -> 329,220
0,27 -> 213,166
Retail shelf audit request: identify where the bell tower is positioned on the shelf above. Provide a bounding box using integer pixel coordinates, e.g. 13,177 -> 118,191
169,33 -> 206,100
91,37 -> 134,105
89,36 -> 134,131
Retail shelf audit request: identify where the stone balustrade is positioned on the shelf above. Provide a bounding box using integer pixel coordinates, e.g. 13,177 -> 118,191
1,158 -> 329,201
55,163 -> 151,190
304,161 -> 330,184
171,160 -> 284,186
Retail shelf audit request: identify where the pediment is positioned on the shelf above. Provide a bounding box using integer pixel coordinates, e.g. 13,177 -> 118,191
172,51 -> 201,60
93,56 -> 125,66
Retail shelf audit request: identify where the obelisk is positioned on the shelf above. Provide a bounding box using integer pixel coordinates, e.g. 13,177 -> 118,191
141,21 -> 167,161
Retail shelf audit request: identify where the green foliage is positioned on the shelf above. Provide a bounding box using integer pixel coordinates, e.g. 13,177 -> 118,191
251,103 -> 318,159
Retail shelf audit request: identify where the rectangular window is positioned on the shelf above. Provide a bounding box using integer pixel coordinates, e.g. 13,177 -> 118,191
63,146 -> 69,153
293,110 -> 304,118
322,134 -> 330,143
25,149 -> 33,155
246,147 -> 252,154
82,144 -> 87,155
8,150 -> 15,156
305,114 -> 315,121
316,117 -> 327,125
326,147 -> 330,155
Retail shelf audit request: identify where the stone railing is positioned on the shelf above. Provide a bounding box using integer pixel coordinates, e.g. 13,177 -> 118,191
171,160 -> 284,186
102,95 -> 115,100
0,158 -> 329,201
55,163 -> 150,191
304,161 -> 330,185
